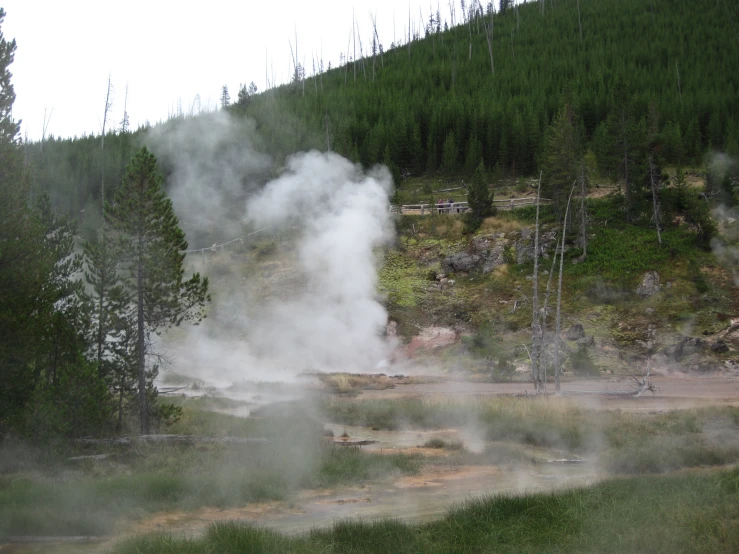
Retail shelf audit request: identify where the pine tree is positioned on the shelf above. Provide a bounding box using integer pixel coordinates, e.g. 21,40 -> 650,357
220,85 -> 230,109
0,10 -> 42,429
0,9 -> 19,142
467,160 -> 494,229
542,105 -> 579,216
107,147 -> 210,433
441,131 -> 458,173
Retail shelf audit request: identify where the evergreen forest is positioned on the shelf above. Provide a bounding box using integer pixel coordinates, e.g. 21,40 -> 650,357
25,0 -> 739,224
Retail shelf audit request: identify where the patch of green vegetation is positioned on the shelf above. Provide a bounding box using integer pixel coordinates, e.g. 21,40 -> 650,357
0,399 -> 421,538
114,468 -> 739,554
317,448 -> 422,487
322,398 -> 739,468
378,250 -> 427,308
568,226 -> 704,284
423,438 -> 464,451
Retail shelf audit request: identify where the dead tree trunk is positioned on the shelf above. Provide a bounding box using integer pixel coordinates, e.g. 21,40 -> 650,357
540,232 -> 560,391
554,184 -> 576,393
101,75 -> 113,223
579,162 -> 588,260
531,172 -> 543,393
354,11 -> 358,81
577,0 -> 583,43
633,361 -> 657,397
649,155 -> 662,245
479,0 -> 494,76
41,107 -> 53,152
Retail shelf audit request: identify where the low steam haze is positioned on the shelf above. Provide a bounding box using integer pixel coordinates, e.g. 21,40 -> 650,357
149,112 -> 396,383
5,0 -> 483,141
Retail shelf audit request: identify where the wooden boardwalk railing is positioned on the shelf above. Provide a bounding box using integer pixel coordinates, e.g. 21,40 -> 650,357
392,197 -> 551,216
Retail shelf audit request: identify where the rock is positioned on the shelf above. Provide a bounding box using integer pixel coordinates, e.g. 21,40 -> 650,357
645,307 -> 656,315
443,252 -> 482,273
683,337 -> 707,356
565,324 -> 585,341
435,273 -> 446,281
385,321 -> 398,337
711,340 -> 729,354
482,244 -> 507,273
663,336 -> 708,361
636,271 -> 661,297
576,335 -> 595,347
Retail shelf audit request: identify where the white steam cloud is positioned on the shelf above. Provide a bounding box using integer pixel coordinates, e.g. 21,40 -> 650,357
148,112 -> 272,239
245,152 -> 395,371
149,114 -> 396,382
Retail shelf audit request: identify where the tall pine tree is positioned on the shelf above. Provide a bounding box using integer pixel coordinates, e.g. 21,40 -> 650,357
107,147 -> 210,434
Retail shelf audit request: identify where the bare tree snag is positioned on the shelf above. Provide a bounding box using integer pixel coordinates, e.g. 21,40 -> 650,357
101,74 -> 113,224
540,231 -> 560,390
478,0 -> 494,76
579,161 -> 588,259
649,155 -> 662,245
531,172 -> 543,393
632,361 -> 657,397
577,0 -> 583,43
41,107 -> 53,152
554,184 -> 576,393
676,61 -> 683,108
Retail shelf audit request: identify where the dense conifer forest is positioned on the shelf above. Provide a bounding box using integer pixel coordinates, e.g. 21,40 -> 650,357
26,0 -> 739,222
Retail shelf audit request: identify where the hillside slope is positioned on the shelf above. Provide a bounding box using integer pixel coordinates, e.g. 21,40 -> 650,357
26,0 -> 739,221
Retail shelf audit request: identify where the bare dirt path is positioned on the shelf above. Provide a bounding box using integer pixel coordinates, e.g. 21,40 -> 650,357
360,375 -> 739,412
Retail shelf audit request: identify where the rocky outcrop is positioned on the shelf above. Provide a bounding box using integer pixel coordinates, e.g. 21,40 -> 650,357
576,335 -> 595,347
443,227 -> 558,275
565,324 -> 585,340
663,336 -> 708,361
443,252 -> 482,273
636,271 -> 661,298
711,340 -> 729,354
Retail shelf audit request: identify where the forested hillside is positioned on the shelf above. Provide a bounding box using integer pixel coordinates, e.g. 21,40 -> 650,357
26,0 -> 739,220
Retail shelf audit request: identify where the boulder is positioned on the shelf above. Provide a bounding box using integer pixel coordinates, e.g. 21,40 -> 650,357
576,335 -> 595,347
663,336 -> 708,361
565,324 -> 585,341
711,340 -> 729,354
636,271 -> 661,298
443,252 -> 482,273
482,244 -> 508,273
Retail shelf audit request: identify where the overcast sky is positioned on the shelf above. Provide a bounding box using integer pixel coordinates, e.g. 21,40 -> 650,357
5,0 -> 492,141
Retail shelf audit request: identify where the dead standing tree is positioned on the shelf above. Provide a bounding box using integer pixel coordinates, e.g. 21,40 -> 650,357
478,0 -> 494,76
531,172 -> 544,393
100,74 -> 113,223
649,155 -> 662,245
577,160 -> 589,260
554,184 -> 576,393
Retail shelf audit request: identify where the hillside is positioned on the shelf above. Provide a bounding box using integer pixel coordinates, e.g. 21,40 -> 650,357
26,0 -> 739,222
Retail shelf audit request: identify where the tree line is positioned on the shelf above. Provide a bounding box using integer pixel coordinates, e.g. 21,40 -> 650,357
24,0 -> 739,224
0,11 -> 209,438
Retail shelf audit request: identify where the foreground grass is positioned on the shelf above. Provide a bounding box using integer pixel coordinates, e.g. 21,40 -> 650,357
0,445 -> 422,538
114,467 -> 739,554
321,397 -> 739,472
0,400 -> 423,538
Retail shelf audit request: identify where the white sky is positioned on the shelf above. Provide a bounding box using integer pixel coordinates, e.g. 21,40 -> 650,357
5,0 -> 478,141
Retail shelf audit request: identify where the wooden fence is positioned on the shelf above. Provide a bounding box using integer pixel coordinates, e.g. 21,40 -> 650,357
392,196 -> 551,216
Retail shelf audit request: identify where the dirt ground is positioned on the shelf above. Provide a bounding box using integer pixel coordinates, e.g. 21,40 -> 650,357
359,375 -> 739,412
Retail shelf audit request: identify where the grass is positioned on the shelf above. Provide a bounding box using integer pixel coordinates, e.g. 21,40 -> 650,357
0,443 -> 422,538
113,467 -> 739,553
322,397 -> 739,471
0,398 -> 423,538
